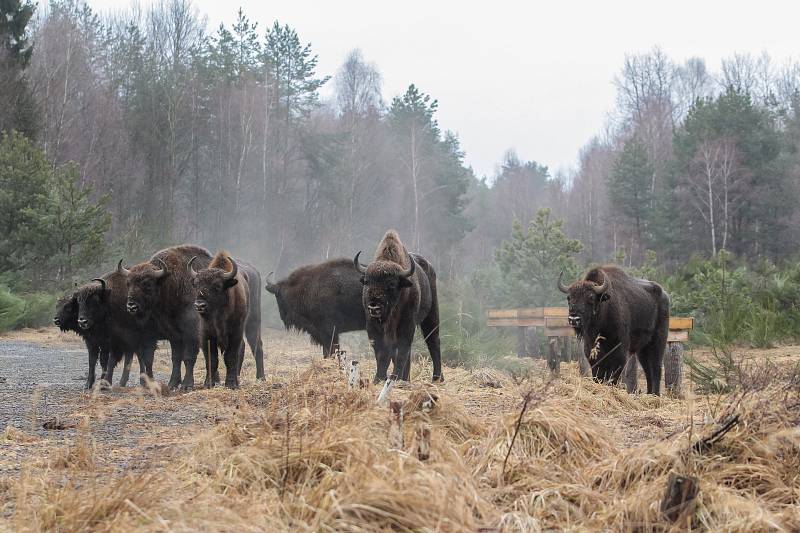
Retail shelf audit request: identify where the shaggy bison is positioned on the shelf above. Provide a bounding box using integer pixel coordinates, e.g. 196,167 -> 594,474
119,245 -> 212,391
558,266 -> 670,395
190,252 -> 265,388
74,273 -> 157,388
265,258 -> 365,357
354,230 -> 443,383
55,286 -> 110,389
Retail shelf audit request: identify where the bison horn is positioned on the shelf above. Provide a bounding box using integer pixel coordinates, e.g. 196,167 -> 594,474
223,257 -> 238,281
398,256 -> 416,278
353,251 -> 367,274
557,271 -> 570,293
188,256 -> 200,278
592,270 -> 609,295
265,272 -> 277,293
152,258 -> 167,278
117,259 -> 130,276
92,278 -> 107,292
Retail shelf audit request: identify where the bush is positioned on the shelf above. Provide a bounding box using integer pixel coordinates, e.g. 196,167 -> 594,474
0,286 -> 57,332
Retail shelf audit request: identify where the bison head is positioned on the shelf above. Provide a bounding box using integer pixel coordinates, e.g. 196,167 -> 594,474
189,256 -> 238,317
354,251 -> 415,322
118,258 -> 167,318
558,270 -> 609,332
264,272 -> 290,324
75,279 -> 109,331
54,292 -> 78,331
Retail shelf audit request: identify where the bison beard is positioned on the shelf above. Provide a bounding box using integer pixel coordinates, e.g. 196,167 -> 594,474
119,245 -> 212,391
265,258 -> 365,357
74,273 -> 157,388
558,266 -> 670,395
354,230 -> 443,383
190,252 -> 265,388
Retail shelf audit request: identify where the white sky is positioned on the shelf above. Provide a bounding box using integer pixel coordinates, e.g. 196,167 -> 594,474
84,0 -> 799,179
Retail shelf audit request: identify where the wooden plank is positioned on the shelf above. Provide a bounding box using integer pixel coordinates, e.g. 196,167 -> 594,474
543,307 -> 569,317
669,317 -> 694,331
516,308 -> 545,319
545,316 -> 571,328
487,309 -> 519,319
544,327 -> 576,337
668,330 -> 689,343
488,317 -> 545,327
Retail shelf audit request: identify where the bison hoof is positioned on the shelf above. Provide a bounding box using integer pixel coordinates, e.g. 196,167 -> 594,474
432,374 -> 445,383
224,381 -> 239,390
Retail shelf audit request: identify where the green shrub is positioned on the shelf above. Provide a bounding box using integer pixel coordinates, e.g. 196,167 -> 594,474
0,286 -> 58,332
0,286 -> 26,332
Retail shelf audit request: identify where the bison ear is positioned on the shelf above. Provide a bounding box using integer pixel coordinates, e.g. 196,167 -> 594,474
398,277 -> 413,289
599,293 -> 610,302
224,278 -> 238,289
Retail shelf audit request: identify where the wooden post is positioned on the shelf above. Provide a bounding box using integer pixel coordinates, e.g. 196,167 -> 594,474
416,423 -> 431,461
516,326 -> 527,358
547,337 -> 560,374
578,349 -> 591,377
624,354 -> 638,393
664,342 -> 684,398
388,401 -> 404,450
348,361 -> 360,389
660,472 -> 698,523
560,337 -> 569,362
529,327 -> 540,358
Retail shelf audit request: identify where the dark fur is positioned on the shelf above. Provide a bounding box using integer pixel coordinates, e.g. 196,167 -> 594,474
266,258 -> 365,357
192,252 -> 264,389
122,244 -> 211,391
562,265 -> 670,395
359,230 -> 442,383
54,287 -> 109,389
75,272 -> 157,388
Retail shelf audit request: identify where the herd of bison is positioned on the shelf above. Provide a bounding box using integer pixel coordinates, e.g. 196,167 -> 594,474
53,229 -> 670,395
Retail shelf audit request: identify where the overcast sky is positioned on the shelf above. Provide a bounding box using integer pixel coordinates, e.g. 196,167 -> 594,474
85,0 -> 799,179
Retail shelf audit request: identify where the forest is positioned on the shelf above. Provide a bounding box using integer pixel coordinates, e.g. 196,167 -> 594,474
3,0 -> 800,350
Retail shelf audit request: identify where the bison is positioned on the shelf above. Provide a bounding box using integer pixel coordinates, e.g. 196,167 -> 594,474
190,252 -> 265,388
119,245 -> 212,391
265,258 -> 365,357
354,230 -> 443,383
558,266 -> 670,395
74,273 -> 157,388
55,286 -> 110,389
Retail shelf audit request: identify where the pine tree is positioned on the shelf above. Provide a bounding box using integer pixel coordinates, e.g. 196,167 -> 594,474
607,138 -> 653,259
0,0 -> 38,137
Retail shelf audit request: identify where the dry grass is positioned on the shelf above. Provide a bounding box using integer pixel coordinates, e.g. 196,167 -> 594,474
1,332 -> 799,531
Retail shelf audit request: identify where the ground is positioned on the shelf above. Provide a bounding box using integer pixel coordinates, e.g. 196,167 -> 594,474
0,328 -> 798,531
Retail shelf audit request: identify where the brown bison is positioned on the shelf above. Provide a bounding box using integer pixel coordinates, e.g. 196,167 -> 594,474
190,252 -> 265,388
354,230 -> 443,383
119,245 -> 212,391
558,266 -> 670,395
55,286 -> 110,389
265,258 -> 365,357
74,273 -> 157,388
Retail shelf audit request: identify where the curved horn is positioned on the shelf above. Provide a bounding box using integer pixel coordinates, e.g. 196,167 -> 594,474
91,278 -> 107,292
557,271 -> 570,293
592,270 -> 609,295
353,251 -> 367,274
223,257 -> 237,281
117,259 -> 130,276
265,272 -> 277,293
398,256 -> 416,278
188,256 -> 200,278
152,258 -> 167,278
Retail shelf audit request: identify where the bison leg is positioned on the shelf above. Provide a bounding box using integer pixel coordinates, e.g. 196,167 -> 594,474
104,351 -> 123,390
370,337 -> 392,384
245,323 -> 265,380
394,342 -> 413,382
167,340 -> 183,391
119,352 -> 133,387
223,338 -> 243,389
638,341 -> 665,396
420,311 -> 443,383
181,337 -> 199,392
85,342 -> 101,390
201,336 -> 218,388
624,353 -> 639,393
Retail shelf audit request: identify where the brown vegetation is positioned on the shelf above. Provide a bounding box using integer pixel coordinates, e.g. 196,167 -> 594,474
1,331 -> 798,531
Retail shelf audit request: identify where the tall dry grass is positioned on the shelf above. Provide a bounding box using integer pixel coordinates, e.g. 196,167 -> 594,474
2,357 -> 799,532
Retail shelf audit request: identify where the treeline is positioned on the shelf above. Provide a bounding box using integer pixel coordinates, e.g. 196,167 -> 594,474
3,0 -> 800,344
